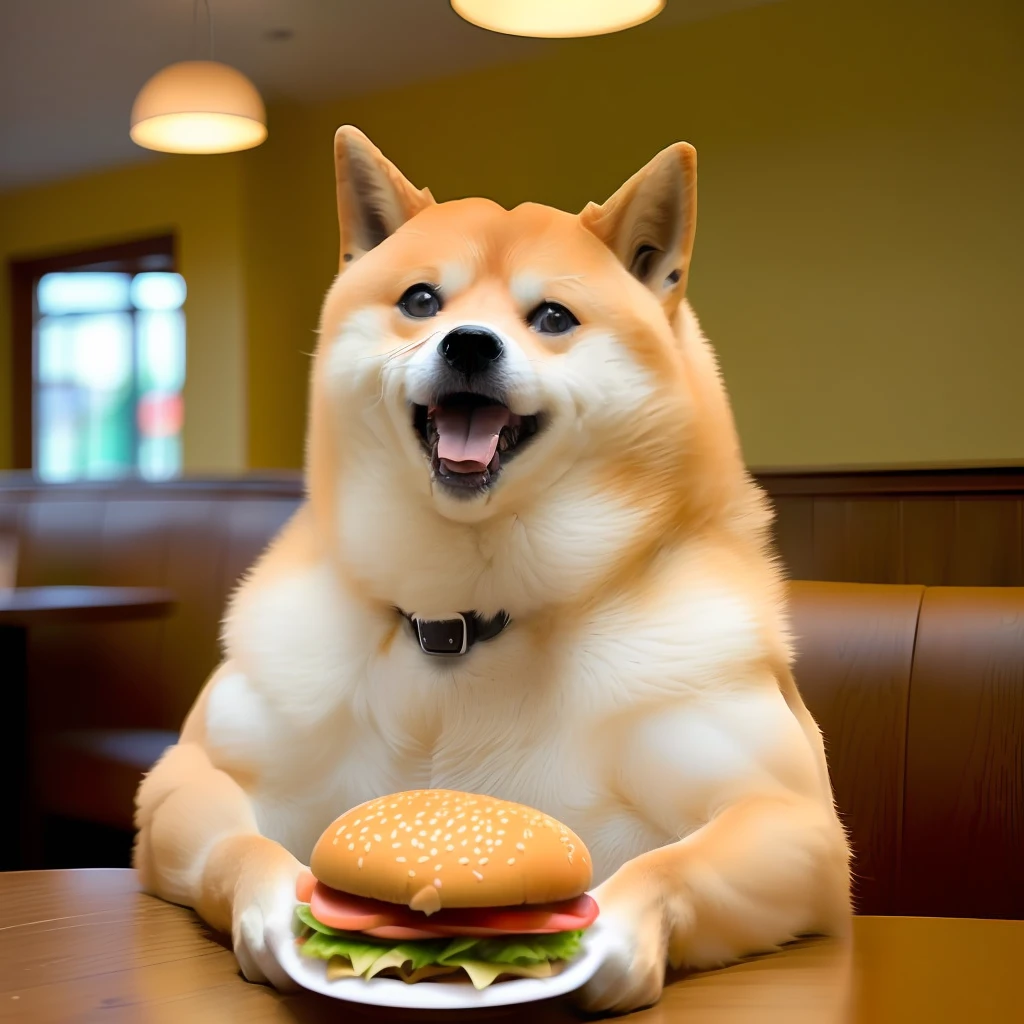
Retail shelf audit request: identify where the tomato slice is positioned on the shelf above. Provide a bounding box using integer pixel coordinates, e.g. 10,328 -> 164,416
304,881 -> 598,937
363,925 -> 449,940
419,923 -> 564,937
310,884 -> 397,931
452,894 -> 600,933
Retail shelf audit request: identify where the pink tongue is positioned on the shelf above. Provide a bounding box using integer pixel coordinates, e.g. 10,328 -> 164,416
434,405 -> 511,474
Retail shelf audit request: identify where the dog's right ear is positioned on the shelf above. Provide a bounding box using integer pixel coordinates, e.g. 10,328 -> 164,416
334,126 -> 434,270
580,142 -> 696,317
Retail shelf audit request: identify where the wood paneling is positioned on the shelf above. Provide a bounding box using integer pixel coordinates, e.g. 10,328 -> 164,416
759,468 -> 1024,587
4,467 -> 1022,590
4,467 -> 1022,589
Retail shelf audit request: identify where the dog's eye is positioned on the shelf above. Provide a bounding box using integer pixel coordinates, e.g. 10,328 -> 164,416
528,302 -> 578,336
399,284 -> 442,318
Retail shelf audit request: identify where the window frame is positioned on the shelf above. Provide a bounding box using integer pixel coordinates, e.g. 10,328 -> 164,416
8,233 -> 177,472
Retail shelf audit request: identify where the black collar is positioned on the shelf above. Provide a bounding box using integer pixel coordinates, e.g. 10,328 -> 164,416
399,609 -> 510,657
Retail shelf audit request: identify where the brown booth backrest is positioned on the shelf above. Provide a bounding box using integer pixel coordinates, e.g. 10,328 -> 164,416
0,478 -> 299,731
2,478 -> 1021,919
790,581 -> 1024,919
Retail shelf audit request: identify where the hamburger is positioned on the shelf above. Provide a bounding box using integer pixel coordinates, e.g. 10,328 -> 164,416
293,789 -> 599,989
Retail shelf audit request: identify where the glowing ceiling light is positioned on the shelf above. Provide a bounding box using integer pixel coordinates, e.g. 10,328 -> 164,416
130,1 -> 266,154
131,60 -> 266,154
450,0 -> 665,38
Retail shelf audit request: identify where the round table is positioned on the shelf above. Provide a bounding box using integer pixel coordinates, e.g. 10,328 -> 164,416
1,870 -> 1021,1023
0,587 -> 176,870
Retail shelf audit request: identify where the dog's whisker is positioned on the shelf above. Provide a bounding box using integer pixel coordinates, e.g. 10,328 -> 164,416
349,336 -> 432,367
367,336 -> 433,405
383,336 -> 430,365
367,338 -> 430,406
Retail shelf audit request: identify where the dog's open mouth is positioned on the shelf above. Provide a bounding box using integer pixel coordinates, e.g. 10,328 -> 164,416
413,393 -> 541,493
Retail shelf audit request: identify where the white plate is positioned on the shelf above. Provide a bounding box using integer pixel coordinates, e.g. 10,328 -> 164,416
271,916 -> 612,1010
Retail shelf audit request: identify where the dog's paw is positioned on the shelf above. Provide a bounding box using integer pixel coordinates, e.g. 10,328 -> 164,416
574,872 -> 669,1015
232,861 -> 304,991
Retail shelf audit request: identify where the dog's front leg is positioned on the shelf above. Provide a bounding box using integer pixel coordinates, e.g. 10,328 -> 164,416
576,793 -> 851,1014
134,740 -> 304,989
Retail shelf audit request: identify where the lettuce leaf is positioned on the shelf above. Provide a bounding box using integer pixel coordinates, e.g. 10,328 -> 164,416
300,931 -> 424,975
433,936 -> 479,962
461,931 -> 583,964
294,903 -> 585,987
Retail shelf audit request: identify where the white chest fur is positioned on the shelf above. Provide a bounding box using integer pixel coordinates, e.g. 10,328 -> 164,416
212,556 -> 817,885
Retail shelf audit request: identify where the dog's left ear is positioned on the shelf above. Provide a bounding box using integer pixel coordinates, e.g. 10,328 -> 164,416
334,126 -> 435,270
580,142 -> 696,315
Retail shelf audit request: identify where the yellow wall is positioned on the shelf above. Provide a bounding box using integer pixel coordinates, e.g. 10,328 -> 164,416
296,0 -> 1024,469
240,102 -> 329,469
3,0 -> 1022,471
0,156 -> 248,472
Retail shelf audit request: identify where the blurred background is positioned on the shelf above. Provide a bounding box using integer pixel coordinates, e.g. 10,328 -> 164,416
0,0 -> 1021,921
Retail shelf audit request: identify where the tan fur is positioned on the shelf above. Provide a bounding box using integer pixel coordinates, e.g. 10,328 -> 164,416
135,126 -> 850,1011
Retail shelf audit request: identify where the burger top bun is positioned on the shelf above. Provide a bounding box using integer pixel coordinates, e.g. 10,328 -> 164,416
310,789 -> 593,912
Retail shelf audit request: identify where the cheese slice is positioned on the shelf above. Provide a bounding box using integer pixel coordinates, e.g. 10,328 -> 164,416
324,949 -> 561,989
326,957 -> 358,981
385,964 -> 463,983
448,958 -> 554,990
364,947 -> 433,979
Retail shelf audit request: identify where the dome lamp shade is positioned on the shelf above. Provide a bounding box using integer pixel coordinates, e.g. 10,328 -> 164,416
130,60 -> 267,154
450,0 -> 665,38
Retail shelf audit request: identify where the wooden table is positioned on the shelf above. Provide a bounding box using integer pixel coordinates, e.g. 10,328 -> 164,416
0,587 -> 176,870
1,870 -> 1021,1023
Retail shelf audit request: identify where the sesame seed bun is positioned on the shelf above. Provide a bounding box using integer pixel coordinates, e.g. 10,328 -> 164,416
310,790 -> 593,911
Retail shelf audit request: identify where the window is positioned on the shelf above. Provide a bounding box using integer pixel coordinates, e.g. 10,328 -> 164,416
9,235 -> 185,480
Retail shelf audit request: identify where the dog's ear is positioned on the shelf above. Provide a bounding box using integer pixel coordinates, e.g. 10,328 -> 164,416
580,142 -> 696,315
334,126 -> 435,270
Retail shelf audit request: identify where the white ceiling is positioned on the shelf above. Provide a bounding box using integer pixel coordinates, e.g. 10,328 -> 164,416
0,0 -> 775,193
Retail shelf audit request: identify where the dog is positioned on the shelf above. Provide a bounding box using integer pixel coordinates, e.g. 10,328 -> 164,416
134,126 -> 851,1013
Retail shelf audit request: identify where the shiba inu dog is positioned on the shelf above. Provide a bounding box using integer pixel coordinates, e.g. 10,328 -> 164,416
134,126 -> 851,1012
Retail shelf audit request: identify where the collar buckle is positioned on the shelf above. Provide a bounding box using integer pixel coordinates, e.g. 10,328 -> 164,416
414,614 -> 469,657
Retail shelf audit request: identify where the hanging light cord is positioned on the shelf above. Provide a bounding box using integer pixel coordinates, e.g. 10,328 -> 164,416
192,0 -> 215,59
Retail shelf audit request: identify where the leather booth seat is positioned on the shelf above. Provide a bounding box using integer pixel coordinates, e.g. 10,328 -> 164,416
1,477 -> 1021,919
788,581 -> 1023,919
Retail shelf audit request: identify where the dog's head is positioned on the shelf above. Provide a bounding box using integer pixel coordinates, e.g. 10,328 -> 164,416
309,128 -> 743,612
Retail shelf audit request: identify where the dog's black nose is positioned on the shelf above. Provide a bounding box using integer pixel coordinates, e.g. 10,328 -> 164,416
438,327 -> 504,376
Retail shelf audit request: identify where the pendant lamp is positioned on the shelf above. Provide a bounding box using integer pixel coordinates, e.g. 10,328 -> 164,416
131,0 -> 266,154
450,0 -> 665,38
